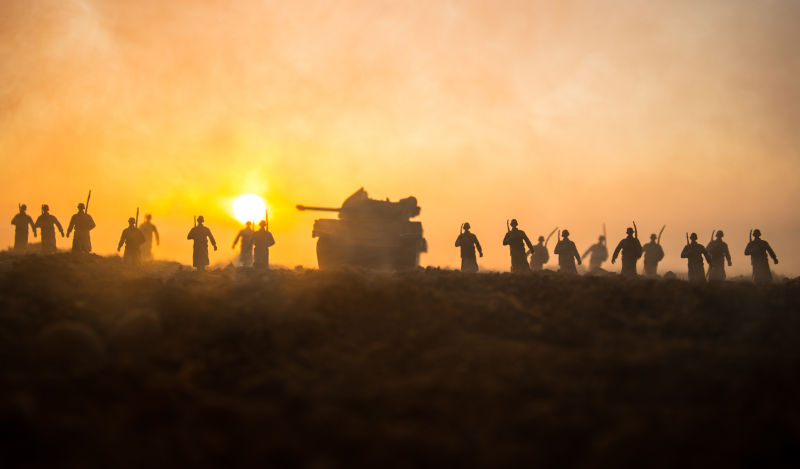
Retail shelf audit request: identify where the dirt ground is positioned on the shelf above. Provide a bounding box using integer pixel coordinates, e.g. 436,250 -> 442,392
1,252 -> 799,468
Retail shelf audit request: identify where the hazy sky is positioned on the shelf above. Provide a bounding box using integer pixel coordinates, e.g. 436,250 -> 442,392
2,0 -> 798,274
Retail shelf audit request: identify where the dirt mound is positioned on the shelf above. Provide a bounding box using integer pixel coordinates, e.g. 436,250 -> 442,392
1,252 -> 799,467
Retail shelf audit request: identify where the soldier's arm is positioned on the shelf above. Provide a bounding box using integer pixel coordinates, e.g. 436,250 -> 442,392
233,231 -> 241,249
267,232 -> 275,247
523,233 -> 533,251
208,230 -> 218,249
766,243 -> 778,263
88,216 -> 96,230
680,246 -> 688,258
475,236 -> 483,256
611,241 -> 623,262
502,233 -> 510,246
744,242 -> 751,256
118,231 -> 126,251
66,217 -> 74,237
573,244 -> 582,264
28,216 -> 37,236
454,234 -> 462,247
153,225 -> 160,245
702,247 -> 712,263
724,244 -> 732,265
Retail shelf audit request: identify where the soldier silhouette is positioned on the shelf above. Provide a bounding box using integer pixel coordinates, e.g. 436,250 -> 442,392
138,214 -> 160,260
529,236 -> 550,271
34,205 -> 64,253
455,222 -> 483,272
642,234 -> 664,277
744,229 -> 778,284
502,219 -> 533,273
681,233 -> 711,283
232,221 -> 255,267
118,217 -> 146,264
611,228 -> 643,277
66,203 -> 96,253
554,229 -> 581,274
11,204 -> 36,251
707,231 -> 732,281
252,220 -> 275,269
581,235 -> 608,272
187,216 -> 217,270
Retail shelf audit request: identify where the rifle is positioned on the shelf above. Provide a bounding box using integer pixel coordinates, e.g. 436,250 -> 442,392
506,219 -> 510,232
632,220 -> 638,239
749,229 -> 752,243
602,223 -> 607,245
85,190 -> 92,213
686,232 -> 690,245
657,225 -> 665,244
709,230 -> 715,244
135,207 -> 139,228
460,223 -> 464,235
193,216 -> 197,228
545,227 -> 558,247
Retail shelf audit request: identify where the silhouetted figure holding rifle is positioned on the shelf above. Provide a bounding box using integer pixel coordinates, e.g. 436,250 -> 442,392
529,235 -> 550,271
187,216 -> 217,270
707,230 -> 732,281
118,217 -> 146,264
642,228 -> 665,277
744,229 -> 778,284
252,220 -> 275,269
611,226 -> 642,278
554,229 -> 581,274
233,221 -> 255,267
681,232 -> 711,283
139,214 -> 160,260
67,200 -> 95,253
503,219 -> 533,273
455,222 -> 483,272
11,204 -> 36,251
35,205 -> 64,253
582,235 -> 608,272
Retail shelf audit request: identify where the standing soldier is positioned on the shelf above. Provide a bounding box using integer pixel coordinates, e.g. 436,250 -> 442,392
611,227 -> 643,277
744,229 -> 778,284
681,233 -> 711,283
11,204 -> 36,251
707,231 -> 732,281
232,221 -> 255,267
66,203 -> 96,253
34,204 -> 64,253
642,234 -> 664,277
529,236 -> 550,271
118,217 -> 146,264
554,229 -> 582,274
187,216 -> 217,270
502,219 -> 533,273
581,235 -> 608,272
455,222 -> 483,272
139,214 -> 160,260
252,220 -> 276,269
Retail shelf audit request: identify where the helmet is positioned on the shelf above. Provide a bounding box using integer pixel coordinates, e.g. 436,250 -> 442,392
716,230 -> 724,238
510,219 -> 518,227
463,222 -> 471,230
626,227 -> 634,235
20,204 -> 27,211
197,215 -> 205,223
128,217 -> 136,224
650,233 -> 657,240
562,229 -> 570,237
538,236 -> 545,242
753,229 -> 761,237
42,204 -> 49,211
599,235 -> 605,241
145,213 -> 152,220
245,221 -> 251,227
259,220 -> 267,228
690,232 -> 698,240
78,203 -> 85,210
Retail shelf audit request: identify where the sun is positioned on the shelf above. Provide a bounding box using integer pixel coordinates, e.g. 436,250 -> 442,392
232,194 -> 267,224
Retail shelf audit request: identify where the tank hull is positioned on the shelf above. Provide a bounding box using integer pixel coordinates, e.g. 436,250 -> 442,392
312,219 -> 426,270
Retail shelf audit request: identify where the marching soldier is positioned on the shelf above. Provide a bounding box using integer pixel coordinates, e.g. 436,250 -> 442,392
455,222 -> 483,272
680,233 -> 711,283
529,236 -> 549,271
66,203 -> 96,253
139,214 -> 160,260
502,219 -> 533,273
581,235 -> 608,272
554,229 -> 581,274
187,216 -> 217,270
642,234 -> 664,277
707,231 -> 732,281
11,204 -> 36,251
611,227 -> 643,278
34,204 -> 64,253
744,229 -> 778,284
252,220 -> 275,269
118,217 -> 146,264
232,221 -> 255,267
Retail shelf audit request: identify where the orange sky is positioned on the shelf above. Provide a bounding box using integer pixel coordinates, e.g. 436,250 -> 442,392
2,0 -> 799,275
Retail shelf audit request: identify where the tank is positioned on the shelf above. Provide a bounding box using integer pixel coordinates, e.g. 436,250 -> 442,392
297,188 -> 427,270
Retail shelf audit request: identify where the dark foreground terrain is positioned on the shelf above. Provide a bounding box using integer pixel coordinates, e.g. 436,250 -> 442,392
1,252 -> 799,468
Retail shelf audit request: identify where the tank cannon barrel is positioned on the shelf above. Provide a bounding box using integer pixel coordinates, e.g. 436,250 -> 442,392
296,205 -> 342,212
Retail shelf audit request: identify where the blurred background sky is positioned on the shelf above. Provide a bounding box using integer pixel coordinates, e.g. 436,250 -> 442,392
1,0 -> 798,274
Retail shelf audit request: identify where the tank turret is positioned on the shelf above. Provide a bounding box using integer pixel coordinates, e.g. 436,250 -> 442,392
297,188 -> 427,270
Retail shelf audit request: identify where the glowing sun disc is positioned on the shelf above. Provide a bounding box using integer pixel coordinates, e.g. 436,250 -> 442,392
233,194 -> 267,224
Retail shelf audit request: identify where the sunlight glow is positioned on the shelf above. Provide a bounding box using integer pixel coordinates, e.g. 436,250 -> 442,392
232,194 -> 267,224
